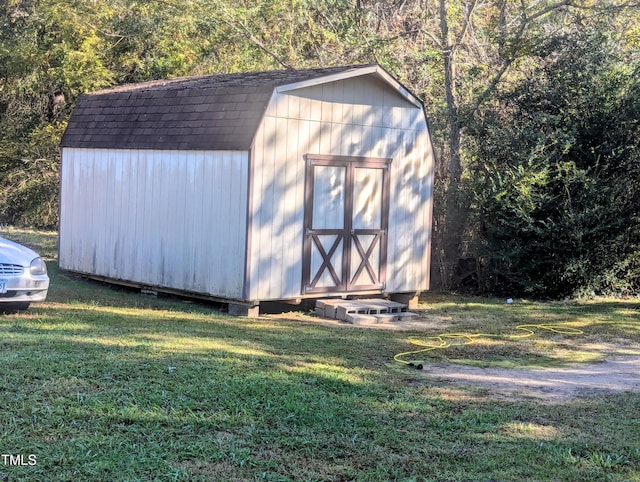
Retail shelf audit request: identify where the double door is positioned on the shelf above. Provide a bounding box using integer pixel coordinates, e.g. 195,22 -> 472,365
302,155 -> 390,294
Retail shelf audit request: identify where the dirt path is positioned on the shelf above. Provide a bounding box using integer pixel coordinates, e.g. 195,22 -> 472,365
424,356 -> 640,402
271,308 -> 640,402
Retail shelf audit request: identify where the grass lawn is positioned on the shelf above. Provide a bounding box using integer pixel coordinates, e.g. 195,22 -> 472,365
1,227 -> 640,481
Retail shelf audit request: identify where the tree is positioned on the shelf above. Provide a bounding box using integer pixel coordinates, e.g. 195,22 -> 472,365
465,26 -> 640,297
422,0 -> 640,288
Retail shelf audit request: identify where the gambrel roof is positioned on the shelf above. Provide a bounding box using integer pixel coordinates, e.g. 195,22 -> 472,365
60,64 -> 422,151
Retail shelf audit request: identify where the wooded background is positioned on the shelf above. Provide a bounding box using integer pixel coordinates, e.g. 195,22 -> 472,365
1,0 -> 639,297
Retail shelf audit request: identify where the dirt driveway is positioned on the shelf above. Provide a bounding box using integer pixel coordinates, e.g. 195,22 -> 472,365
271,306 -> 640,402
423,356 -> 640,402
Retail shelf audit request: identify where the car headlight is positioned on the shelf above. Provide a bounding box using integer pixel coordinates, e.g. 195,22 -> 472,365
29,257 -> 48,276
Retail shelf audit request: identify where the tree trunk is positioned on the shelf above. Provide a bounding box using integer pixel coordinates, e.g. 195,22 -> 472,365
437,0 -> 464,288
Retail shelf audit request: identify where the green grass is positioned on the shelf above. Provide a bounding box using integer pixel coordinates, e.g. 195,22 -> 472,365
1,227 -> 640,481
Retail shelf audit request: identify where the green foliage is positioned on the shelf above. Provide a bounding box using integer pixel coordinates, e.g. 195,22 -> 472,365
0,0 -> 392,228
466,29 -> 640,297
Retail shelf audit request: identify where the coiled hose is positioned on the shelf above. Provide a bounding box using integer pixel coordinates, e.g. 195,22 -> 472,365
394,323 -> 585,369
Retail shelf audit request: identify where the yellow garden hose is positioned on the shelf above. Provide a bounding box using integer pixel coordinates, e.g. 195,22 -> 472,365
394,323 -> 585,369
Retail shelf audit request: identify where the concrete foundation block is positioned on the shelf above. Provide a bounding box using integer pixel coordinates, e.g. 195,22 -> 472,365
316,299 -> 342,319
374,313 -> 399,323
228,303 -> 260,317
396,311 -> 419,320
390,292 -> 420,309
336,303 -> 369,321
345,314 -> 379,325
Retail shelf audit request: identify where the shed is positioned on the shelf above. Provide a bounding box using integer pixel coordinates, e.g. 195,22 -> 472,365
59,64 -> 434,315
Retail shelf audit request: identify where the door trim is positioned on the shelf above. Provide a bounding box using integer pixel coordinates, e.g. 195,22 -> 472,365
302,154 -> 391,295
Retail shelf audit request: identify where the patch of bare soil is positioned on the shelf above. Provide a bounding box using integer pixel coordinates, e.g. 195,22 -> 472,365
423,356 -> 640,402
270,309 -> 640,402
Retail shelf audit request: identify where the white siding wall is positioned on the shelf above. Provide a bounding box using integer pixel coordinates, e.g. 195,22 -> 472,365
59,148 -> 249,299
249,76 -> 434,300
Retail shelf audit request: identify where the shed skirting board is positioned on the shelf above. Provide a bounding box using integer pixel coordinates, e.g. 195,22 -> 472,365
59,147 -> 249,300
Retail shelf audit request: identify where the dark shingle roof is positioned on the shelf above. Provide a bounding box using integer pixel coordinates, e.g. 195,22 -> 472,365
61,65 -> 373,151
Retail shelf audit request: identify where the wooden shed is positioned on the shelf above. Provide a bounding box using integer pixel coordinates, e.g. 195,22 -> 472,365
59,64 -> 434,315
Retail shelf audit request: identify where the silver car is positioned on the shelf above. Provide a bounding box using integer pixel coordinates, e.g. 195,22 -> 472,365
0,236 -> 50,311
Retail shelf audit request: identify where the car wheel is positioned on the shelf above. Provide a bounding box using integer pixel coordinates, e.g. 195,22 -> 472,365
0,302 -> 30,313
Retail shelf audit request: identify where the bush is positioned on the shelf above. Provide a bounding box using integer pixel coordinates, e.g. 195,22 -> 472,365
465,30 -> 640,298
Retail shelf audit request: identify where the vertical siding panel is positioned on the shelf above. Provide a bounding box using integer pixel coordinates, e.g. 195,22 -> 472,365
97,150 -> 112,277
418,132 -> 431,290
350,123 -> 363,157
402,130 -> 417,289
274,91 -> 288,119
140,150 -> 151,285
122,151 -> 133,281
319,122 -> 332,155
236,151 -> 250,296
122,150 -> 133,279
234,150 -> 248,296
268,117 -> 288,298
308,120 -> 321,155
88,150 -> 100,273
211,151 -> 224,290
208,151 -> 221,290
388,128 -> 406,292
248,126 -> 264,301
360,82 -> 377,127
150,151 -> 168,284
183,151 -> 196,289
247,127 -> 261,301
73,149 -> 83,271
221,151 -> 234,291
144,150 -> 156,285
192,150 -> 206,292
309,95 -> 323,128
330,82 -> 344,124
283,117 -> 302,296
409,130 -> 421,289
136,150 -> 147,283
177,151 -> 189,288
342,80 -> 355,126
105,150 -> 115,278
298,93 -> 312,121
386,134 -> 399,291
203,152 -> 217,295
173,151 -> 185,287
111,150 -> 122,278
158,151 -> 171,287
321,84 -> 333,123
420,132 -> 435,289
84,150 -> 96,273
255,117 -> 277,299
288,93 -> 300,120
203,150 -> 214,293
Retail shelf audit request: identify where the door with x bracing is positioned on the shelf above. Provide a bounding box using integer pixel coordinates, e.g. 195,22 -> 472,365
302,155 -> 390,294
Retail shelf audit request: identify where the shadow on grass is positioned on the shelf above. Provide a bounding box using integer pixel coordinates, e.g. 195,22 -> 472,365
1,255 -> 640,480
2,299 -> 640,481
